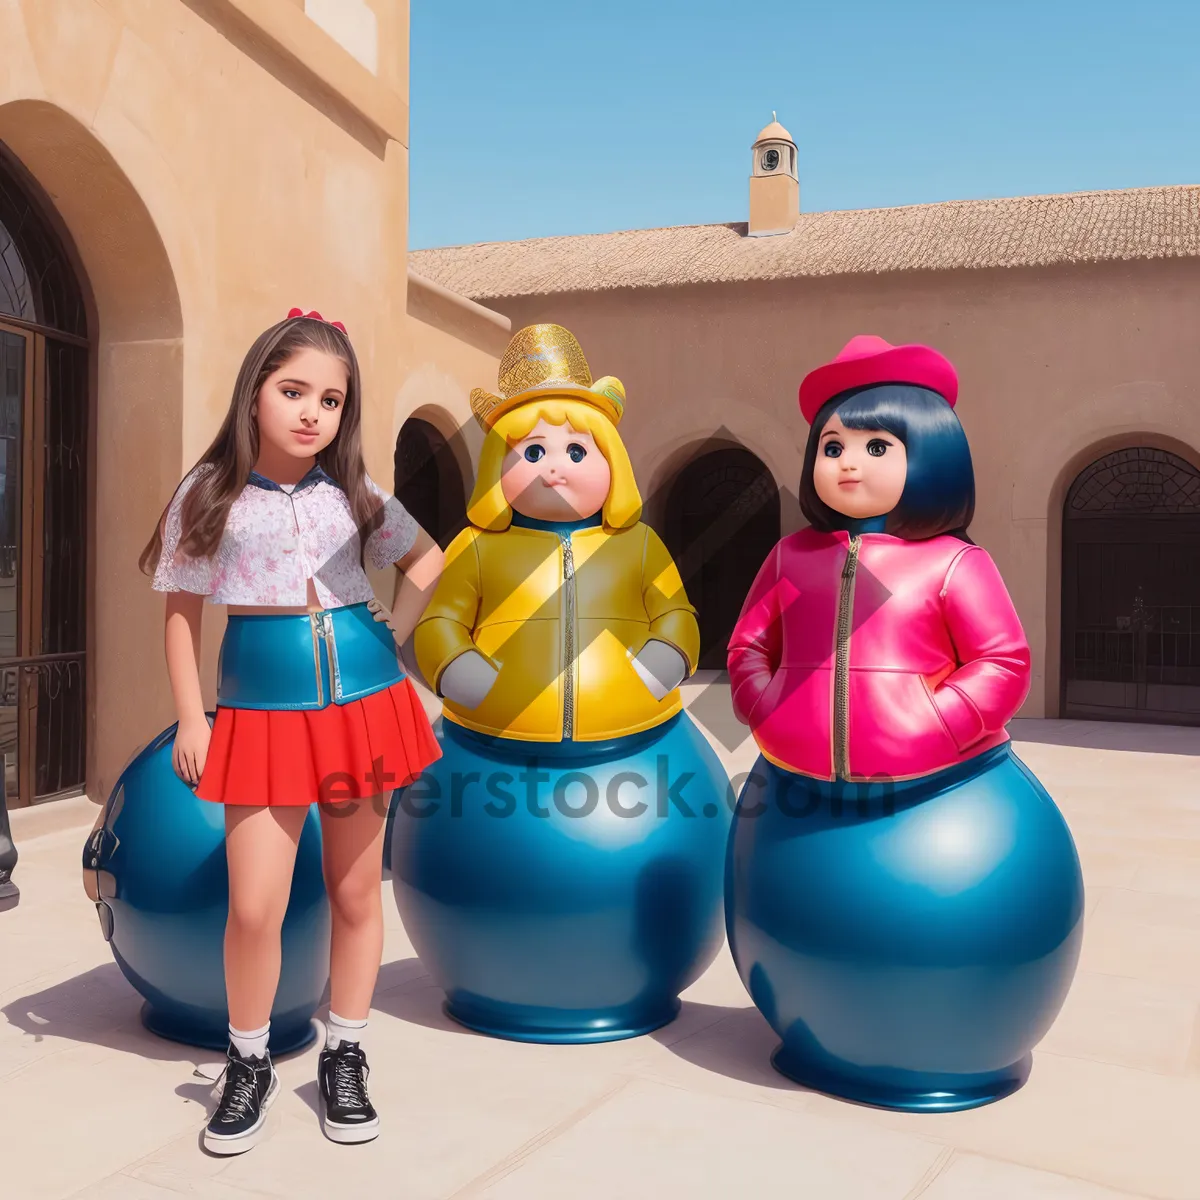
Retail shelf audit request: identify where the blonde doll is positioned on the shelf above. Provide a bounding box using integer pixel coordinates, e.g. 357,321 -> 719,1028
394,324 -> 731,1044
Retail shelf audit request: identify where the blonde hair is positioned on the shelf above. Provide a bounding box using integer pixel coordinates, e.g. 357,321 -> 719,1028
467,397 -> 642,531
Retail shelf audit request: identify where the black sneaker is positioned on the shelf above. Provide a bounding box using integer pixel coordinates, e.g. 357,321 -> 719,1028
318,1041 -> 379,1144
203,1044 -> 279,1155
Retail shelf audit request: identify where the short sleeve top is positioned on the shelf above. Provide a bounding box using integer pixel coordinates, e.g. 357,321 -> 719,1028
151,463 -> 418,608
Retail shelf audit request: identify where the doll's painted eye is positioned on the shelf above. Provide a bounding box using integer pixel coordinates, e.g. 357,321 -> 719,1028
284,389 -> 302,400
867,439 -> 890,457
322,396 -> 341,410
567,443 -> 587,463
524,445 -> 545,463
823,441 -> 843,458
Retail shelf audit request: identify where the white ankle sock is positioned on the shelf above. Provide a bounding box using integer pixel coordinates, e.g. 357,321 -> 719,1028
229,1021 -> 270,1059
326,1011 -> 367,1051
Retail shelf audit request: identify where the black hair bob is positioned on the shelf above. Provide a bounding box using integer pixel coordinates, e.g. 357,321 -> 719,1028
799,383 -> 975,541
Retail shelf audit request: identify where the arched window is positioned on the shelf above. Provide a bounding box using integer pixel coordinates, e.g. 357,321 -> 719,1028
0,144 -> 89,806
393,416 -> 468,550
661,446 -> 780,671
1062,447 -> 1200,726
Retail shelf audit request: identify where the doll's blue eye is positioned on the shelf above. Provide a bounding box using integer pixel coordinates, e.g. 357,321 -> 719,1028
823,442 -> 843,458
567,443 -> 587,463
524,445 -> 545,462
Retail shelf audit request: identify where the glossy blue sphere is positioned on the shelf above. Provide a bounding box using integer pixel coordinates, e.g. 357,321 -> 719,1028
725,744 -> 1085,1111
86,720 -> 331,1054
390,712 -> 732,1042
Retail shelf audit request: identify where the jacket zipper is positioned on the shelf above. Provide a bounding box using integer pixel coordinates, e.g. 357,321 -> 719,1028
833,536 -> 861,781
561,533 -> 577,739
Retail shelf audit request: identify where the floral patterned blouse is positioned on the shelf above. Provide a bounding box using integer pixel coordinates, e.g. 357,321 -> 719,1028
151,463 -> 418,608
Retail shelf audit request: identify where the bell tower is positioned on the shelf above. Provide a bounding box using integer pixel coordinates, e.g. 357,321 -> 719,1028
748,113 -> 799,237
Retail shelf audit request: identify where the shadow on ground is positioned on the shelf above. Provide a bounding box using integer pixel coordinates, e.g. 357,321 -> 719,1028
2,961 -> 320,1069
1009,718 -> 1200,756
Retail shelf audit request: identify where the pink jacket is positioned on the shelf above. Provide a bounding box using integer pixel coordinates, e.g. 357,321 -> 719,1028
727,528 -> 1031,782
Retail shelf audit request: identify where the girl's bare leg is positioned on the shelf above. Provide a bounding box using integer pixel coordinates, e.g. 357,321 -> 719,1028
320,794 -> 389,1020
224,804 -> 309,1030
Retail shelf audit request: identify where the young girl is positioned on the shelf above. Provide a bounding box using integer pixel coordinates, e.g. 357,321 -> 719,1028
724,335 -> 1083,1111
140,310 -> 443,1153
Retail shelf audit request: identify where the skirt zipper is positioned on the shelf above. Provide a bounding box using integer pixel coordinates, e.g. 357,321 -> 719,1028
561,534 -> 576,739
309,613 -> 325,707
833,536 -> 861,781
321,611 -> 339,700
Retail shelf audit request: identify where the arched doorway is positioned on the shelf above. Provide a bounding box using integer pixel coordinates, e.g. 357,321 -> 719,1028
662,447 -> 780,670
0,146 -> 89,804
394,416 -> 468,550
1062,446 -> 1200,725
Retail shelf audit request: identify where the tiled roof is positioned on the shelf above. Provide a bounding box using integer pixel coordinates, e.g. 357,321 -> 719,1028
408,185 -> 1200,300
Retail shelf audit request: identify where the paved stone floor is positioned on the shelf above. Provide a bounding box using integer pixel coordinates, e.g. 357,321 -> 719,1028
3,685 -> 1200,1198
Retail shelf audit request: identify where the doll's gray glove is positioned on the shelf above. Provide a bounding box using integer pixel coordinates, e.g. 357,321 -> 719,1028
631,639 -> 688,702
439,650 -> 500,710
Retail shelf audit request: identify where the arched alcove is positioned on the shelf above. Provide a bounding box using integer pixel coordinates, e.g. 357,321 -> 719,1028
660,445 -> 780,670
394,414 -> 469,549
0,101 -> 183,804
1061,446 -> 1200,725
0,143 -> 89,805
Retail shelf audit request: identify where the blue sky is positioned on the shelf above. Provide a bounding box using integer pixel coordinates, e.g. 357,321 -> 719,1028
408,0 -> 1198,250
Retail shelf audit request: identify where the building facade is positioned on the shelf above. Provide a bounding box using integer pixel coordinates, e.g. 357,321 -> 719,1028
0,0 -> 498,809
411,121 -> 1200,726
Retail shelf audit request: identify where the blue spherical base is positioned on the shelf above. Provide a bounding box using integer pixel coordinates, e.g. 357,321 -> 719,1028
727,745 -> 1084,1112
769,1044 -> 1031,1113
391,712 -> 732,1044
443,994 -> 682,1045
90,719 -> 331,1055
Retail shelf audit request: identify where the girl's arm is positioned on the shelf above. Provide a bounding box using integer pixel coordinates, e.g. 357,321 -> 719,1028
387,528 -> 445,643
164,590 -> 210,783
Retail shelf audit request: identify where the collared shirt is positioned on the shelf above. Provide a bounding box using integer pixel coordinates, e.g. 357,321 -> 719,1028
151,463 -> 418,608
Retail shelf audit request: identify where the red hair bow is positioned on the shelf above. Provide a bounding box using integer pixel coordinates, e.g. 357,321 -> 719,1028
287,307 -> 347,335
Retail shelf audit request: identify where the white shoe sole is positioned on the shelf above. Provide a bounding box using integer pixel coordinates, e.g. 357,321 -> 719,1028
321,1114 -> 380,1144
203,1074 -> 279,1155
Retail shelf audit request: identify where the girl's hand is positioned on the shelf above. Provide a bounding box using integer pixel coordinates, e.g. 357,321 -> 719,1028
173,716 -> 212,787
366,597 -> 400,642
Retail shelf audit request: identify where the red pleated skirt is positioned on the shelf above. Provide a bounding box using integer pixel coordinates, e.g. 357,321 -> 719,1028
195,676 -> 441,807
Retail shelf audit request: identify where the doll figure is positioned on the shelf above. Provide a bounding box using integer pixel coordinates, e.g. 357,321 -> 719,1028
393,324 -> 732,1043
139,311 -> 443,1153
724,335 -> 1084,1111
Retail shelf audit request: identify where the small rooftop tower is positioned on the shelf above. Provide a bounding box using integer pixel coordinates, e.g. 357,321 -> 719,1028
748,113 -> 799,237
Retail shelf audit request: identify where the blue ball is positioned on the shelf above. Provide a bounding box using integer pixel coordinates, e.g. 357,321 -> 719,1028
725,744 -> 1085,1111
390,712 -> 732,1043
86,719 -> 331,1054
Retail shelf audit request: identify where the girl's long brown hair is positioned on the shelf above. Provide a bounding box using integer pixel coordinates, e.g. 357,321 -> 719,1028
139,316 -> 384,576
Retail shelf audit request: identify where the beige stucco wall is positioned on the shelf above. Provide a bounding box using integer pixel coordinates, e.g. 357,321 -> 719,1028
0,0 -> 415,804
488,256 -> 1200,718
396,272 -> 509,486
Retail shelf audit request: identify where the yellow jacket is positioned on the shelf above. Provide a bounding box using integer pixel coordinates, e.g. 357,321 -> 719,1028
414,521 -> 700,742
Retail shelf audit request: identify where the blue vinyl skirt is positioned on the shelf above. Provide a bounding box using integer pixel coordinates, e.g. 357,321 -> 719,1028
389,712 -> 733,1043
725,743 -> 1085,1111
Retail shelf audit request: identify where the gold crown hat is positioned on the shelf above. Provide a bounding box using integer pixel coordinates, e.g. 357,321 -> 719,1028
470,324 -> 626,430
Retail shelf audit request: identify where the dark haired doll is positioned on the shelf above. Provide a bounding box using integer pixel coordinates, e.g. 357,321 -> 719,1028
724,335 -> 1083,1112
